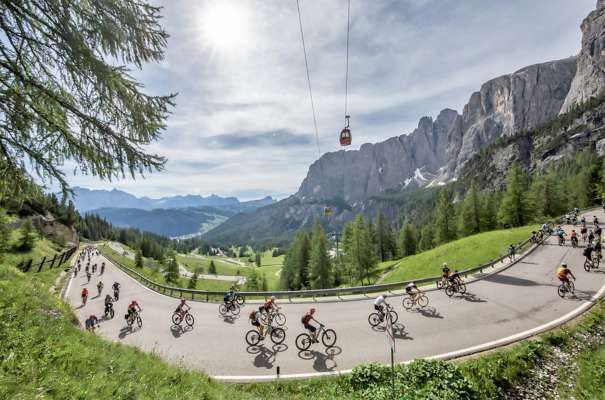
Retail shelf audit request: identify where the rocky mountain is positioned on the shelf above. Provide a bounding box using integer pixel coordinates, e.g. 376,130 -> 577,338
72,187 -> 274,212
562,0 -> 605,113
203,2 -> 605,246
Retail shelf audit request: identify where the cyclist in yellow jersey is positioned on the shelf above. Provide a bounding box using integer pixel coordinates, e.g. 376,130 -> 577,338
556,263 -> 576,284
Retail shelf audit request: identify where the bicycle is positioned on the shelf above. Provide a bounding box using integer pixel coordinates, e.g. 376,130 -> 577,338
295,324 -> 337,350
219,301 -> 240,316
558,236 -> 566,246
261,308 -> 286,326
245,323 -> 286,346
402,292 -> 429,310
113,289 -> 120,301
172,309 -> 195,327
368,304 -> 398,327
104,304 -> 115,319
436,277 -> 448,290
81,294 -> 88,306
584,254 -> 600,272
571,236 -> 578,248
557,280 -> 575,298
445,280 -> 467,297
126,310 -> 143,328
232,290 -> 246,305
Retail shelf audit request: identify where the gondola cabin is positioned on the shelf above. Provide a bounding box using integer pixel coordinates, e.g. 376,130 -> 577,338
324,207 -> 333,217
339,127 -> 351,146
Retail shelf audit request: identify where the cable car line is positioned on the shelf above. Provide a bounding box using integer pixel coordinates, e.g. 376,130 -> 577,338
296,0 -> 321,158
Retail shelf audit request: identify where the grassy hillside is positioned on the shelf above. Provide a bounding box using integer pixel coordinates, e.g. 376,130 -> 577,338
381,225 -> 537,283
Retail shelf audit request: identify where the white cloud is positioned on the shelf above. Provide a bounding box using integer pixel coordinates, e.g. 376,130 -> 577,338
65,0 -> 595,199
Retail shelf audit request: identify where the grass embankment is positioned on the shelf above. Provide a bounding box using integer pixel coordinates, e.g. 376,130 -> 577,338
101,243 -> 232,292
381,225 -> 537,283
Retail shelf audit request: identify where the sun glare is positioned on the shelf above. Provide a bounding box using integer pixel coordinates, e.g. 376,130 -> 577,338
201,2 -> 250,52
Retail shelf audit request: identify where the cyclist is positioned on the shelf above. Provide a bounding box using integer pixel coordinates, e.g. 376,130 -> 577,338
589,230 -> 596,244
405,282 -> 420,300
594,239 -> 602,259
594,216 -> 600,225
85,314 -> 99,332
581,225 -> 588,242
96,281 -> 104,295
260,296 -> 279,317
92,263 -> 97,273
448,270 -> 463,291
100,262 -> 105,274
301,308 -> 320,343
570,230 -> 579,247
557,228 -> 566,245
86,271 -> 92,283
104,294 -> 114,316
81,287 -> 89,305
508,244 -> 516,262
541,223 -> 550,234
112,282 -> 120,298
175,297 -> 190,318
596,225 -> 602,239
583,243 -> 594,264
126,300 -> 142,324
224,287 -> 236,304
556,263 -> 576,288
374,294 -> 389,318
249,309 -> 266,339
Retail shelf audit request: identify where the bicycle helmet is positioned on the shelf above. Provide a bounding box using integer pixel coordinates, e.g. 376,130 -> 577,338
310,308 -> 316,314
562,262 -> 568,267
180,297 -> 186,304
442,262 -> 448,267
270,295 -> 276,301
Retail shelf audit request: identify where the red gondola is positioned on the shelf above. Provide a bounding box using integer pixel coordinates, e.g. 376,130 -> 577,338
340,115 -> 351,146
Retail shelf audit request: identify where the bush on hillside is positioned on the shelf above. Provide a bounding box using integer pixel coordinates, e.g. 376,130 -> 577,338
15,220 -> 37,252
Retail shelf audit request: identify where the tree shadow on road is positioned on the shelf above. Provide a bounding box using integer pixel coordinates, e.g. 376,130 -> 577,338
170,324 -> 193,338
296,346 -> 341,372
483,274 -> 540,287
246,344 -> 288,369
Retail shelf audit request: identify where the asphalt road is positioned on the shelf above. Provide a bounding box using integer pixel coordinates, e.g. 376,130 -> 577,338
66,212 -> 605,380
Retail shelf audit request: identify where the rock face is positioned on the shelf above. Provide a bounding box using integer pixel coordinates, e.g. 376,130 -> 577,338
296,58 -> 577,203
561,0 -> 605,113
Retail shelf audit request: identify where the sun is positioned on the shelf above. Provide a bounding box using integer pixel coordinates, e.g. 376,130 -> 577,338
201,2 -> 250,53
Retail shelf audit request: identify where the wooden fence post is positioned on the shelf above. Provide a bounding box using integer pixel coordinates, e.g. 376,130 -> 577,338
48,254 -> 57,269
57,252 -> 65,266
24,259 -> 33,272
37,257 -> 46,272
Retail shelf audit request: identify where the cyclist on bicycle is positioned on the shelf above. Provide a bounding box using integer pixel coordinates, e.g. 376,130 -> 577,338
589,230 -> 595,244
556,263 -> 576,286
374,294 -> 389,317
249,309 -> 266,338
583,243 -> 594,263
301,308 -> 320,343
85,314 -> 99,331
594,239 -> 602,259
81,287 -> 89,304
112,281 -> 120,295
570,230 -> 578,246
100,262 -> 105,274
260,296 -> 279,316
405,282 -> 419,299
86,271 -> 92,282
557,228 -> 566,245
96,281 -> 104,295
104,294 -> 114,316
448,270 -> 462,285
127,300 -> 142,322
596,226 -> 602,239
175,297 -> 190,317
508,244 -> 516,262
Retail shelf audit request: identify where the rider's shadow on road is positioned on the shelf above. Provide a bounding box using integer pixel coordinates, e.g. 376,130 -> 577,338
170,325 -> 193,338
220,315 -> 239,324
569,289 -> 596,301
454,292 -> 487,303
416,306 -> 443,319
297,346 -> 342,372
118,325 -> 139,339
372,323 -> 413,341
247,344 -> 287,369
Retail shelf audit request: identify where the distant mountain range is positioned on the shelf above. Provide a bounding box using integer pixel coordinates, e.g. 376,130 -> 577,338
73,187 -> 275,238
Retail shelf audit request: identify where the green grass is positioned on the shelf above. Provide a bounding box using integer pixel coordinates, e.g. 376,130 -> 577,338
382,225 -> 538,283
565,346 -> 605,399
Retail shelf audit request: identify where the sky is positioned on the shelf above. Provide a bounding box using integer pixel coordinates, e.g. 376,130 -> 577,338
62,0 -> 596,200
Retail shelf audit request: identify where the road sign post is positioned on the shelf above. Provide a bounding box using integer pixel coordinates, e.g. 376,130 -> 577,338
385,310 -> 395,395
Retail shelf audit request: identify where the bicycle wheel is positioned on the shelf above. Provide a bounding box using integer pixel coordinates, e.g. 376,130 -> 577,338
185,313 -> 195,327
568,281 -> 575,294
368,313 -> 381,327
458,283 -> 467,294
245,330 -> 261,346
136,316 -> 142,328
594,255 -> 601,267
389,310 -> 399,324
270,327 -> 286,345
235,295 -> 245,305
418,295 -> 429,308
172,313 -> 182,325
402,297 -> 414,310
219,304 -> 228,315
322,329 -> 337,348
445,286 -> 454,297
295,333 -> 312,351
436,280 -> 443,289
273,312 -> 286,326
230,303 -> 241,316
557,285 -> 566,298
584,260 -> 592,272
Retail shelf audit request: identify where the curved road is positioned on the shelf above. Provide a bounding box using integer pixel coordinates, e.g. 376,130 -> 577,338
66,212 -> 605,381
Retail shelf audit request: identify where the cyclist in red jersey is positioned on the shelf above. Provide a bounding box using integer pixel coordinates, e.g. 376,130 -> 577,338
301,308 -> 320,343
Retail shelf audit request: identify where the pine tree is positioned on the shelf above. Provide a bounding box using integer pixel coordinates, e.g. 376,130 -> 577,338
481,192 -> 499,231
165,252 -> 179,283
498,164 -> 531,227
459,182 -> 483,236
398,224 -> 418,257
308,219 -> 332,289
209,260 -> 217,275
418,224 -> 435,251
376,212 -> 396,261
0,210 -> 11,255
434,187 -> 457,244
188,271 -> 198,289
343,214 -> 378,285
255,252 -> 261,267
135,248 -> 144,269
260,273 -> 268,291
339,221 -> 355,285
0,1 -> 175,200
247,270 -> 259,290
16,220 -> 37,252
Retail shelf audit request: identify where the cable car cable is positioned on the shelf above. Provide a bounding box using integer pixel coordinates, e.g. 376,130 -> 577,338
344,0 -> 350,119
296,0 -> 321,157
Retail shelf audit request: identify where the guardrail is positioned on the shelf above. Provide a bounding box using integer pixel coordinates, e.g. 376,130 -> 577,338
18,246 -> 78,273
98,207 -> 597,302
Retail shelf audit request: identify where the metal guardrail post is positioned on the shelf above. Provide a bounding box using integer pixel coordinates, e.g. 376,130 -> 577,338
37,257 -> 46,272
